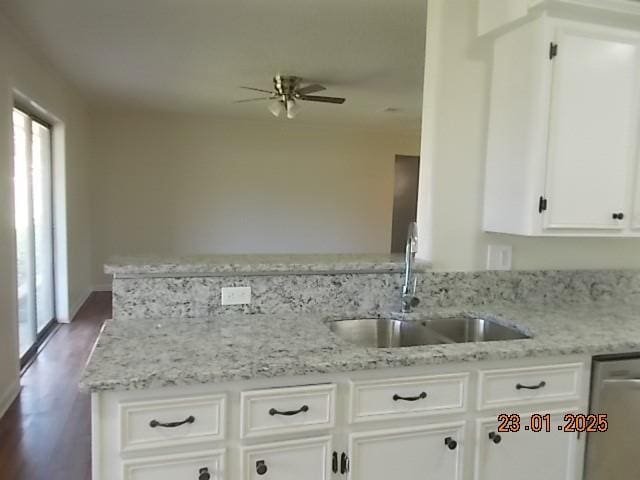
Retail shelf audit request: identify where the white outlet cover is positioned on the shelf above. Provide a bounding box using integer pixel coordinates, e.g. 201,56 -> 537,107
221,286 -> 252,305
487,245 -> 512,271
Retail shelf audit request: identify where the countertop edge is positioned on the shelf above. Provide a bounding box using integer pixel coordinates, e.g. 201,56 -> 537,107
104,255 -> 430,276
80,340 -> 640,393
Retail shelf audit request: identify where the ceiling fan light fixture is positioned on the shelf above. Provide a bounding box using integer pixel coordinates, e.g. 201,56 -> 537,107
268,100 -> 285,117
286,99 -> 301,119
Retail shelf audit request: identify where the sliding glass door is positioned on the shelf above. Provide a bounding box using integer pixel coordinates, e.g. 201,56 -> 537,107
13,108 -> 56,362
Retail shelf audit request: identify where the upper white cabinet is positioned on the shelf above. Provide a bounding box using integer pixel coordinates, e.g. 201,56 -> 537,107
483,16 -> 640,236
478,0 -> 640,36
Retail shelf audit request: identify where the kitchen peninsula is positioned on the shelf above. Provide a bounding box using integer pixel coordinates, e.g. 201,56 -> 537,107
83,255 -> 640,480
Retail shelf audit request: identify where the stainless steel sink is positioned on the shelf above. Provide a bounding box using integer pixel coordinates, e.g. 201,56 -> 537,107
328,318 -> 451,348
425,317 -> 530,343
328,316 -> 529,348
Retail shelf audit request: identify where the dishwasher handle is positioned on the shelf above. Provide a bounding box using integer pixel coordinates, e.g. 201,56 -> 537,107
602,378 -> 640,388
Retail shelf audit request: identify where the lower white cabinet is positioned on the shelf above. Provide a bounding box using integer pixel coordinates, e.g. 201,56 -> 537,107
475,412 -> 583,480
348,423 -> 464,480
241,436 -> 332,480
93,357 -> 590,480
122,449 -> 225,480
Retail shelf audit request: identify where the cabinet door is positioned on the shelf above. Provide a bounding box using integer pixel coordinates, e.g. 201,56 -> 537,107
241,436 -> 331,480
475,413 -> 581,480
348,423 -> 464,480
123,450 -> 224,480
544,25 -> 640,230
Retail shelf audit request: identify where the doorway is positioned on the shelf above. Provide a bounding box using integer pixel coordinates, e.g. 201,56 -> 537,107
391,155 -> 420,253
13,107 -> 57,365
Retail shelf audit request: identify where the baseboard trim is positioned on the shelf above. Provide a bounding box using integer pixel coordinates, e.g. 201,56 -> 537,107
0,380 -> 20,420
92,283 -> 112,292
65,288 -> 93,324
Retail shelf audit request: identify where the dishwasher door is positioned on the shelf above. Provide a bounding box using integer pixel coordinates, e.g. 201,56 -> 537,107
585,356 -> 640,480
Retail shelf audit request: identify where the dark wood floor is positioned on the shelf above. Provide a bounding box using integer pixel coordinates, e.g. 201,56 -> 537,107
0,292 -> 111,480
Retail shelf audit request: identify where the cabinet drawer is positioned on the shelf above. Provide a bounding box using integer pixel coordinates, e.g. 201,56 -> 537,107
122,449 -> 224,480
478,363 -> 583,410
119,394 -> 226,452
350,374 -> 468,423
240,384 -> 336,439
241,436 -> 331,480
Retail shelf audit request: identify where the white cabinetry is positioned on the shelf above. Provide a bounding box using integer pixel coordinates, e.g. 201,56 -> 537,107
348,424 -> 464,480
241,437 -> 332,480
483,16 -> 640,236
92,357 -> 590,480
122,450 -> 225,480
475,412 -> 581,480
478,0 -> 640,37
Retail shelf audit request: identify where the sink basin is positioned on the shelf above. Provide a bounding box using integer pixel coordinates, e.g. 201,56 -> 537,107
424,316 -> 530,343
328,316 -> 529,348
328,318 -> 451,348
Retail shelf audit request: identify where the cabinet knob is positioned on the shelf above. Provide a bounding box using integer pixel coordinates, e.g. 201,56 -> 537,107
488,431 -> 502,444
340,452 -> 350,474
613,213 -> 625,220
198,467 -> 210,480
256,460 -> 268,476
444,437 -> 458,450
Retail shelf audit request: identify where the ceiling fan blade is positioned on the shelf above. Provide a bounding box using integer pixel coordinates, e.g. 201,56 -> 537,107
240,86 -> 275,94
299,95 -> 346,104
296,84 -> 326,95
232,97 -> 273,103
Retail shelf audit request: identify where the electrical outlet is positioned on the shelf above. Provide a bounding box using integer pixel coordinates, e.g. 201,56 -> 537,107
221,286 -> 251,305
487,245 -> 512,271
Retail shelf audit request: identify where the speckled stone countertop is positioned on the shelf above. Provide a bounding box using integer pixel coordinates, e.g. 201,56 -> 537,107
105,253 -> 428,276
81,300 -> 640,392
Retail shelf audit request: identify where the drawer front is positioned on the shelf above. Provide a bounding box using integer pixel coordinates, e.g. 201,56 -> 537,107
478,363 -> 583,409
123,449 -> 224,480
350,374 -> 468,423
241,384 -> 336,439
119,394 -> 226,452
241,437 -> 331,480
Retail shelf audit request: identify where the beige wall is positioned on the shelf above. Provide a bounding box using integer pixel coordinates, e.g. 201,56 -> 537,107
420,0 -> 640,271
0,15 -> 92,414
90,107 -> 421,286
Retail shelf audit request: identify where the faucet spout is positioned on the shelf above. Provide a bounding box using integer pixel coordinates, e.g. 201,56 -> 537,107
402,222 -> 420,313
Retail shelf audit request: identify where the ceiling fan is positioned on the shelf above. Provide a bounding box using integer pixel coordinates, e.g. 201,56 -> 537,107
234,75 -> 346,119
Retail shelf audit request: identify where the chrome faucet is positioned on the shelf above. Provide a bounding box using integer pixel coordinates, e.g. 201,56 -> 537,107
401,222 -> 420,313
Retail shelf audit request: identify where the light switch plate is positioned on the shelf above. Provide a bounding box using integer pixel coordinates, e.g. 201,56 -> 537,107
221,286 -> 251,305
487,245 -> 512,271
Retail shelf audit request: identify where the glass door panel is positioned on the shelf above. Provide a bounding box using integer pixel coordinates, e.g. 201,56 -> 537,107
13,108 -> 55,360
14,110 -> 36,357
32,121 -> 55,332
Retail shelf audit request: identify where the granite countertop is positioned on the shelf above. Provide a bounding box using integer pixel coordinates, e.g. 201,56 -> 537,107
81,300 -> 640,392
104,253 -> 426,276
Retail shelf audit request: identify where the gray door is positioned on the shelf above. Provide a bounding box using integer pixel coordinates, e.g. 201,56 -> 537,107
391,155 -> 420,253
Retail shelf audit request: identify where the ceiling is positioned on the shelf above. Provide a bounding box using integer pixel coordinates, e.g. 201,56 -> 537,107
1,0 -> 427,129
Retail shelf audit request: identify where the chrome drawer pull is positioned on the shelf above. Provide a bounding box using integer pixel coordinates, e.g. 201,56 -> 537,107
149,415 -> 195,428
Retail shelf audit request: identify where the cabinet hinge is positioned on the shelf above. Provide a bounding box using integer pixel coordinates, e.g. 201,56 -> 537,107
549,42 -> 558,60
538,196 -> 548,213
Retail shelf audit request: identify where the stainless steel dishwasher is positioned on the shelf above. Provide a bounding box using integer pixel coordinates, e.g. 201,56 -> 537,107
585,354 -> 640,480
